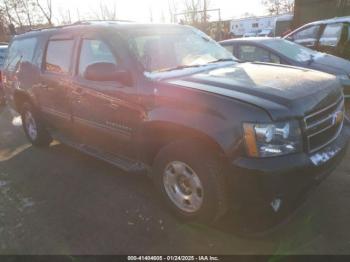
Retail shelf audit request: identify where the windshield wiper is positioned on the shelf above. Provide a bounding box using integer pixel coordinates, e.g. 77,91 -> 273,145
155,58 -> 237,73
156,64 -> 203,73
208,58 -> 238,64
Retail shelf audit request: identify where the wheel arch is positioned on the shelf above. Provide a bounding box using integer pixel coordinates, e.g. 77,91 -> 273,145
13,90 -> 35,113
134,121 -> 228,167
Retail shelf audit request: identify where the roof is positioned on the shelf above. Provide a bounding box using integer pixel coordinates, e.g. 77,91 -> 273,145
305,16 -> 350,26
13,21 -> 185,39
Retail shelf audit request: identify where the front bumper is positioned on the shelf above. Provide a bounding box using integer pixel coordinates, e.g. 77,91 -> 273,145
230,122 -> 350,214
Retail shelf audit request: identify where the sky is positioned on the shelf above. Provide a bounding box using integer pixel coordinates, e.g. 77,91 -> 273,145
52,0 -> 267,24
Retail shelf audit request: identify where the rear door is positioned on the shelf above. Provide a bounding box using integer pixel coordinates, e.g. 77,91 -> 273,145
317,23 -> 345,56
38,35 -> 75,135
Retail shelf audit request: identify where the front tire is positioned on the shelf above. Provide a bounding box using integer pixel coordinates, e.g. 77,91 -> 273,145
152,139 -> 229,224
21,102 -> 52,147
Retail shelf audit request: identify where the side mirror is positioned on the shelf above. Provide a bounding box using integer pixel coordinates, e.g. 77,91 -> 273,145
285,35 -> 294,41
84,62 -> 132,85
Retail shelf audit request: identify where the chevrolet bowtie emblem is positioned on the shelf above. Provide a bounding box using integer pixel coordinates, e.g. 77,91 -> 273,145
332,111 -> 344,126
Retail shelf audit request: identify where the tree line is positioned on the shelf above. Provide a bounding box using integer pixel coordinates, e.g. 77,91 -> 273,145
0,0 -> 294,41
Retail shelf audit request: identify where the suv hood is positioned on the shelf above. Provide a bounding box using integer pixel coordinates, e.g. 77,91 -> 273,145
166,63 -> 342,120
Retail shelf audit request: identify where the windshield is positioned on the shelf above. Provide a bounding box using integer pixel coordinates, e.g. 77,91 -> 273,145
264,39 -> 319,62
127,26 -> 235,73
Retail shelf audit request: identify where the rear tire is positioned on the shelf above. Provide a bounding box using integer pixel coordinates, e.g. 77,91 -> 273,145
21,102 -> 52,147
152,139 -> 229,224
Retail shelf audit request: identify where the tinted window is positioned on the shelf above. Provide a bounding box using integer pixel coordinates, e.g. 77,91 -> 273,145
45,40 -> 74,74
222,44 -> 234,54
78,39 -> 117,77
6,38 -> 37,71
238,45 -> 279,63
264,39 -> 318,62
0,47 -> 8,67
292,25 -> 320,45
319,23 -> 343,47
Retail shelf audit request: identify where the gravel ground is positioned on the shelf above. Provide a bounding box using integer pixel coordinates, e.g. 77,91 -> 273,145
0,105 -> 350,255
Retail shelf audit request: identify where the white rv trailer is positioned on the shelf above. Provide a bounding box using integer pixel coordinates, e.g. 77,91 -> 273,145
230,14 -> 293,37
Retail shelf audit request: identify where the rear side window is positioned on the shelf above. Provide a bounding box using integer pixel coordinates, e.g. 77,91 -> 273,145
45,40 -> 74,74
238,45 -> 268,62
0,47 -> 8,67
319,23 -> 343,47
6,37 -> 37,71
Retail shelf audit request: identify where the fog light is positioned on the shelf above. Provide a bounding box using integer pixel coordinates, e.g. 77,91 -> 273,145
271,198 -> 282,213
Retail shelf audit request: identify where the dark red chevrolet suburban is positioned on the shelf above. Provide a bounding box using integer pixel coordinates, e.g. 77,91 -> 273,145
2,21 -> 349,226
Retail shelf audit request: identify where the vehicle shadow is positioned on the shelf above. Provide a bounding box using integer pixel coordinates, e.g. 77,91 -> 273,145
0,139 -> 343,254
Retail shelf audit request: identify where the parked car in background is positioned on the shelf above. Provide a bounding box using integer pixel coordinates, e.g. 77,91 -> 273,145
243,32 -> 257,38
258,28 -> 273,37
0,43 -> 8,106
283,16 -> 350,61
220,37 -> 350,97
3,22 -> 349,227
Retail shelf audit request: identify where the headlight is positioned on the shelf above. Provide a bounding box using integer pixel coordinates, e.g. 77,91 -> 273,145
243,121 -> 302,157
338,75 -> 350,87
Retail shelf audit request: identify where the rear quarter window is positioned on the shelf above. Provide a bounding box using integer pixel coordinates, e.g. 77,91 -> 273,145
5,37 -> 37,71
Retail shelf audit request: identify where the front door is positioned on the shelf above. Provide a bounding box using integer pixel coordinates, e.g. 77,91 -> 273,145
289,25 -> 321,49
71,37 -> 143,157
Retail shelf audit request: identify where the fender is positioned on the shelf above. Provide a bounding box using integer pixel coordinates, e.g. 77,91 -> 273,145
132,106 -> 243,165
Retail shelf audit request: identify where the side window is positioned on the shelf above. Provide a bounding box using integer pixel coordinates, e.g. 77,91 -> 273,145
45,40 -> 74,74
238,45 -> 279,63
78,39 -> 117,78
292,25 -> 321,46
270,53 -> 281,64
222,44 -> 234,54
319,23 -> 344,47
6,37 -> 37,71
0,48 -> 8,67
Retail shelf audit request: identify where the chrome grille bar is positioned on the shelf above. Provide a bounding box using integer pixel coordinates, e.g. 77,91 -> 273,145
304,97 -> 345,153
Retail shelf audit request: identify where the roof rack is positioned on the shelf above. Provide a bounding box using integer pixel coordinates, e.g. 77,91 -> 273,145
18,19 -> 135,35
73,20 -> 135,25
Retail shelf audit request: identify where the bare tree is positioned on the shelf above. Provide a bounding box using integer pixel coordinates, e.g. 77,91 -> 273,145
242,12 -> 256,18
91,0 -> 118,20
167,0 -> 178,23
183,0 -> 201,24
261,0 -> 294,15
58,7 -> 72,25
36,0 -> 53,25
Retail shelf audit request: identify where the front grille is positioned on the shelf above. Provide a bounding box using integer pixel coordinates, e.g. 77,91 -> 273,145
304,97 -> 345,153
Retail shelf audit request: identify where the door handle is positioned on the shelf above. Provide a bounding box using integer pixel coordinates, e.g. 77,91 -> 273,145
72,87 -> 84,96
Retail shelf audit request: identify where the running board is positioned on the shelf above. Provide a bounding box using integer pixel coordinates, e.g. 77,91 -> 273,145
52,133 -> 149,174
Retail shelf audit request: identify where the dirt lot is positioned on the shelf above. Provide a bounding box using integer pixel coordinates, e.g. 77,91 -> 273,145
0,105 -> 350,255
